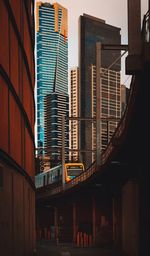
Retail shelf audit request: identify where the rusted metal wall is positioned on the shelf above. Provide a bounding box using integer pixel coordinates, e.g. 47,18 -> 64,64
0,0 -> 35,254
0,162 -> 35,255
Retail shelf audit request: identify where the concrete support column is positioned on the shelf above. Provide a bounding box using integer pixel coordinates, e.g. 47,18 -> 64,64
75,198 -> 93,243
54,207 -> 58,242
122,180 -> 139,256
128,0 -> 141,55
73,203 -> 77,243
126,0 -> 142,74
92,196 -> 96,244
112,198 -> 115,243
112,195 -> 122,249
139,166 -> 150,255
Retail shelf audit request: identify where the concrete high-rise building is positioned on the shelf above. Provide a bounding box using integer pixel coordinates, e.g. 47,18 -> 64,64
70,67 -> 80,161
0,0 -> 35,254
44,93 -> 69,162
79,14 -> 121,167
36,2 -> 68,150
91,66 -> 121,162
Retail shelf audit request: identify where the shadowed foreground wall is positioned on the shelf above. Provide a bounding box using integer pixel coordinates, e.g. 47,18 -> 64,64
0,0 -> 35,255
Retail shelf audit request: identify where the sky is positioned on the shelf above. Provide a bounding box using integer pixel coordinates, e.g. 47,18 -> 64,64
36,0 -> 148,86
35,0 -> 148,144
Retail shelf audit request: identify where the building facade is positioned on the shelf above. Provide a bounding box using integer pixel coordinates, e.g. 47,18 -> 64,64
91,66 -> 121,162
44,93 -> 69,163
79,14 -> 121,167
36,2 -> 68,152
0,1 -> 35,255
121,84 -> 130,115
70,67 -> 80,161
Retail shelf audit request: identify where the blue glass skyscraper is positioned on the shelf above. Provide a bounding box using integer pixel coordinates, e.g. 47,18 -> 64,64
36,2 -> 68,152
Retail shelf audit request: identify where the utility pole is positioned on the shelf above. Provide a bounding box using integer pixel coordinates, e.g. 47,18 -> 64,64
61,115 -> 65,189
96,42 -> 101,168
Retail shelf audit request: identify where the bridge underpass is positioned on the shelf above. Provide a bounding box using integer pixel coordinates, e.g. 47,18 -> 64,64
36,45 -> 150,255
36,5 -> 150,256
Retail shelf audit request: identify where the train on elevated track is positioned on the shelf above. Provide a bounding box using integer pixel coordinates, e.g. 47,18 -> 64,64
35,162 -> 85,188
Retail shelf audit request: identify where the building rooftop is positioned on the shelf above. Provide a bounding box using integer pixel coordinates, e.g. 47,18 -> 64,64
83,13 -> 105,24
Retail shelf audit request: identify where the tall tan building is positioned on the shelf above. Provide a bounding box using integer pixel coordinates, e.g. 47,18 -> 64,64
79,14 -> 121,167
70,67 -> 80,161
70,65 -> 121,164
91,66 -> 121,162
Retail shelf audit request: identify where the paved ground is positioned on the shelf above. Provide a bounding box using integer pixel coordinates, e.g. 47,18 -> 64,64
36,240 -> 122,256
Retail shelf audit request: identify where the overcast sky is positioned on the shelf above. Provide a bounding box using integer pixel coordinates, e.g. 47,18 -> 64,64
36,0 -> 148,86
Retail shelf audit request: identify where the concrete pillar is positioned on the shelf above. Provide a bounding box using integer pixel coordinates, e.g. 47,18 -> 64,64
112,195 -> 122,249
112,198 -> 115,243
73,203 -> 77,242
122,180 -> 139,256
139,166 -> 150,255
92,196 -> 96,244
54,207 -> 58,242
126,0 -> 142,74
76,198 -> 93,240
128,0 -> 141,55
